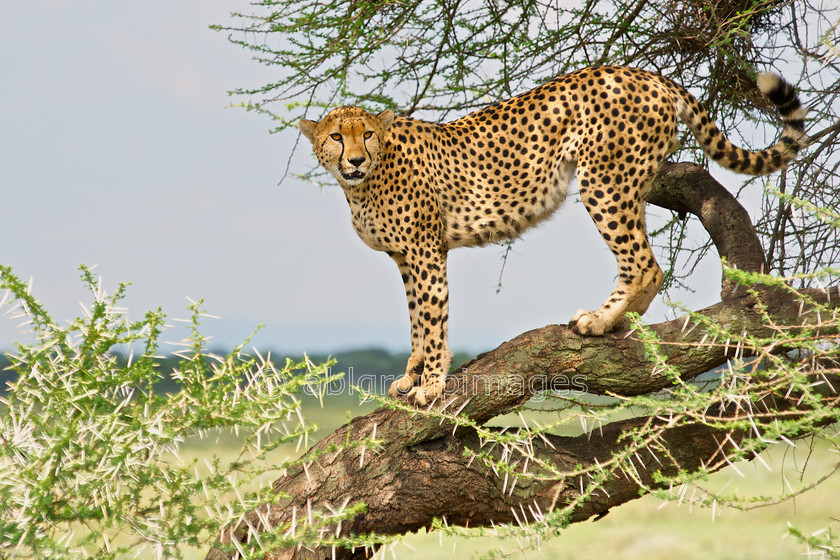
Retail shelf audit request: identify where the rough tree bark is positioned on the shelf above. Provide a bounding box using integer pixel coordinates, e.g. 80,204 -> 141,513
206,162 -> 840,560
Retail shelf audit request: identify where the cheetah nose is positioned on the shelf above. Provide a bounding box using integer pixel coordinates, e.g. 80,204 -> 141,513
348,156 -> 366,168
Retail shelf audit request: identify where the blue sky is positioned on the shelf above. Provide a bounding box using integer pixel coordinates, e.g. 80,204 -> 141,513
0,1 -> 727,356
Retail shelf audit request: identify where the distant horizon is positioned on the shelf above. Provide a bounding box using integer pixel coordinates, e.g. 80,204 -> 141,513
0,306 -> 492,357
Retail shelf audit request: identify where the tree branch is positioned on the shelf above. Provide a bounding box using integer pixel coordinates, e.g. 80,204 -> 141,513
205,162 -> 839,560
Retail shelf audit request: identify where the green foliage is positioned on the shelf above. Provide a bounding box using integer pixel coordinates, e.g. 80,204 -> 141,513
213,0 -> 787,126
0,265 -> 362,559
786,524 -> 840,560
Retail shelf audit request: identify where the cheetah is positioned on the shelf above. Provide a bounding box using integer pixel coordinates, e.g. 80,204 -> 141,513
299,66 -> 806,406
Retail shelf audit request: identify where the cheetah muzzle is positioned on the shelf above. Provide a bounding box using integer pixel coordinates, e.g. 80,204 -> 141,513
299,66 -> 806,407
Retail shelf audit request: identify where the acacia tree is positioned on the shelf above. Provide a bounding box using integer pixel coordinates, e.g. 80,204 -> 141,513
206,1 -> 840,558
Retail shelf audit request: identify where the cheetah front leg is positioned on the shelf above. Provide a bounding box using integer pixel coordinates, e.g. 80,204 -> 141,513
571,166 -> 664,335
402,249 -> 452,406
387,252 -> 424,397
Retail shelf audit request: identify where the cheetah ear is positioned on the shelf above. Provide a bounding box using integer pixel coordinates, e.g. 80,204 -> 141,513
377,109 -> 395,131
299,119 -> 318,143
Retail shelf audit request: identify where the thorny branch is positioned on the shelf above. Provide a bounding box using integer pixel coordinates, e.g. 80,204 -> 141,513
205,162 -> 840,560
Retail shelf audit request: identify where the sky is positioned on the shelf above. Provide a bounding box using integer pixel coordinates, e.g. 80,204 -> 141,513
0,0 -> 731,357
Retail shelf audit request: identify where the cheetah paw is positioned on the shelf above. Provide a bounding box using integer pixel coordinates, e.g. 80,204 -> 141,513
570,309 -> 629,335
405,378 -> 445,407
388,374 -> 418,398
569,309 -> 608,336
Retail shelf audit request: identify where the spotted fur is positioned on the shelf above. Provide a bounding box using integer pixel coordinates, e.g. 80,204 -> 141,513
300,66 -> 806,405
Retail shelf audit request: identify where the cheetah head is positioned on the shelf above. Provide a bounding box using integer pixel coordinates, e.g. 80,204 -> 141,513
299,107 -> 395,188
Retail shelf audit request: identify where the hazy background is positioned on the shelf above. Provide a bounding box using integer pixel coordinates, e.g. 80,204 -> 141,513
0,0 -> 727,357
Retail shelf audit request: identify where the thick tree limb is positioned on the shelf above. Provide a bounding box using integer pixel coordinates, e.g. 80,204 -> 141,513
648,162 -> 768,298
206,162 -> 839,560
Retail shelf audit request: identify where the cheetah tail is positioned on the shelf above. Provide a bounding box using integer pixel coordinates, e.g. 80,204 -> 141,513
679,73 -> 807,176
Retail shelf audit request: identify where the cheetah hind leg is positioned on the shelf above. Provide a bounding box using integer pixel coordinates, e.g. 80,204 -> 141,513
570,163 -> 666,336
625,266 -> 664,316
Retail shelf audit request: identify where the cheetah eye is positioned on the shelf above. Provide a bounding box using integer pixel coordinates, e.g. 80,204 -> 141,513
363,131 -> 373,139
330,133 -> 342,142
